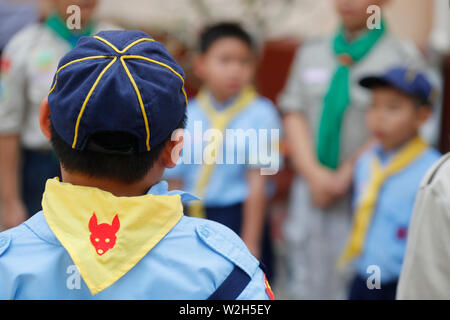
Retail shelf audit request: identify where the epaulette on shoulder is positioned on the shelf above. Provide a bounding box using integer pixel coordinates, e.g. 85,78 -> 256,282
195,221 -> 259,278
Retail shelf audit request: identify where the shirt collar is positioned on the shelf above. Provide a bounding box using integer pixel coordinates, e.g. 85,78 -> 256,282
374,144 -> 395,165
206,90 -> 240,111
147,180 -> 200,201
25,180 -> 199,247
373,140 -> 414,166
39,178 -> 188,294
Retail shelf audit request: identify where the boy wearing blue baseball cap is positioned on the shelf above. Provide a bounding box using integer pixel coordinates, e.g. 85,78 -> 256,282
0,30 -> 273,300
336,66 -> 441,300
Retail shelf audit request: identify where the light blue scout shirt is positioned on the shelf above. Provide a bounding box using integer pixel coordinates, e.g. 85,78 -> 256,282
0,180 -> 269,299
352,144 -> 441,283
164,92 -> 282,207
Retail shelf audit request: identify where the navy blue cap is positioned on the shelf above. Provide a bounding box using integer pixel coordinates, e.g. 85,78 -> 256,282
359,66 -> 438,106
48,30 -> 187,153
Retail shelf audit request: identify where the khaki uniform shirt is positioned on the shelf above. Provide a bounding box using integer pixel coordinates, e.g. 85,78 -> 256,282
397,153 -> 450,299
0,21 -> 117,151
277,32 -> 426,299
278,34 -> 424,165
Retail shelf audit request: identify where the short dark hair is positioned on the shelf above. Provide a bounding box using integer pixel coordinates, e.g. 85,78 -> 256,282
49,113 -> 187,184
199,22 -> 254,53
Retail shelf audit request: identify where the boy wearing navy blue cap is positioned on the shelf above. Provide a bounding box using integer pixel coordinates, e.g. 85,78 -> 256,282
337,66 -> 441,300
0,30 -> 274,300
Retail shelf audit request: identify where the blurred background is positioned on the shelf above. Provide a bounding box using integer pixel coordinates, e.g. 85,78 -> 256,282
0,0 -> 449,299
5,0 -> 448,100
97,0 -> 448,149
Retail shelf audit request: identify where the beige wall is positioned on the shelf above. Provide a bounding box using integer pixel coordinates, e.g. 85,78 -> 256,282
95,0 -> 436,47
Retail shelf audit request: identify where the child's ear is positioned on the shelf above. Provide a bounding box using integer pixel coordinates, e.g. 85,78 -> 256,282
160,129 -> 184,169
416,106 -> 432,127
192,53 -> 204,80
39,96 -> 51,140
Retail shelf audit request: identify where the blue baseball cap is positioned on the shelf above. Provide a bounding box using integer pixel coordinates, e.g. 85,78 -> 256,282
359,66 -> 438,106
48,30 -> 188,153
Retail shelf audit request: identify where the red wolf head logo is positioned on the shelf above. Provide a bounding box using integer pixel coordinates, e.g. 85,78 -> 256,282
88,213 -> 120,256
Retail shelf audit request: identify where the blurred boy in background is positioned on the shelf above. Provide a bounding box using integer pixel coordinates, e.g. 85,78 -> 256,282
165,22 -> 282,279
0,0 -> 117,229
278,0 -> 425,299
338,67 -> 440,299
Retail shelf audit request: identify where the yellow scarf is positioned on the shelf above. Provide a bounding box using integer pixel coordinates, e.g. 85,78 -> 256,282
42,178 -> 183,295
188,86 -> 257,218
337,136 -> 428,269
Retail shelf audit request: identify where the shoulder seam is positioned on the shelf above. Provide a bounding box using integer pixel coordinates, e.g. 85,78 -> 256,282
23,222 -> 60,246
0,233 -> 11,256
0,224 -> 31,256
425,153 -> 450,185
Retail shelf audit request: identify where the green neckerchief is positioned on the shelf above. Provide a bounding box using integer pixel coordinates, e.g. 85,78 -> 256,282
45,13 -> 96,48
316,20 -> 386,170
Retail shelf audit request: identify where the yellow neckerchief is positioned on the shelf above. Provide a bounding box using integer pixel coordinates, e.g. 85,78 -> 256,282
188,86 -> 258,218
337,136 -> 428,269
42,178 -> 183,295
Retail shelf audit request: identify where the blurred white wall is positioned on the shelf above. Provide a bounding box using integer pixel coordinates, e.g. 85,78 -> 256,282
95,0 -> 441,48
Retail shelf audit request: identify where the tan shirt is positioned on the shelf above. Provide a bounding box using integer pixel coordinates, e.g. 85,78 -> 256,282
0,21 -> 118,151
277,33 -> 424,165
397,152 -> 450,299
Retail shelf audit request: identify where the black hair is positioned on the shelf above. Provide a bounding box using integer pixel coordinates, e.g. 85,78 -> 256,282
199,22 -> 254,53
49,113 -> 187,184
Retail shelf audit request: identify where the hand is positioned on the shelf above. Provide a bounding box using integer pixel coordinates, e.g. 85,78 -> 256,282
1,199 -> 27,230
334,160 -> 354,195
306,165 -> 345,209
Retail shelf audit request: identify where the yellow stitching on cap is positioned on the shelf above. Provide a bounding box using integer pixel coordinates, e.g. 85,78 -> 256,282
90,38 -> 188,107
93,36 -> 155,54
119,57 -> 151,151
122,55 -> 188,107
50,38 -> 186,152
48,56 -> 113,95
72,57 -> 118,149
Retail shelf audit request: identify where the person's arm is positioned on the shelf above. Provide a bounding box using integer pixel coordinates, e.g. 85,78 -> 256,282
278,45 -> 345,208
241,99 -> 283,258
282,112 -> 318,181
284,110 -> 374,208
0,27 -> 30,229
0,135 -> 27,229
241,169 -> 267,259
283,112 -> 344,208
